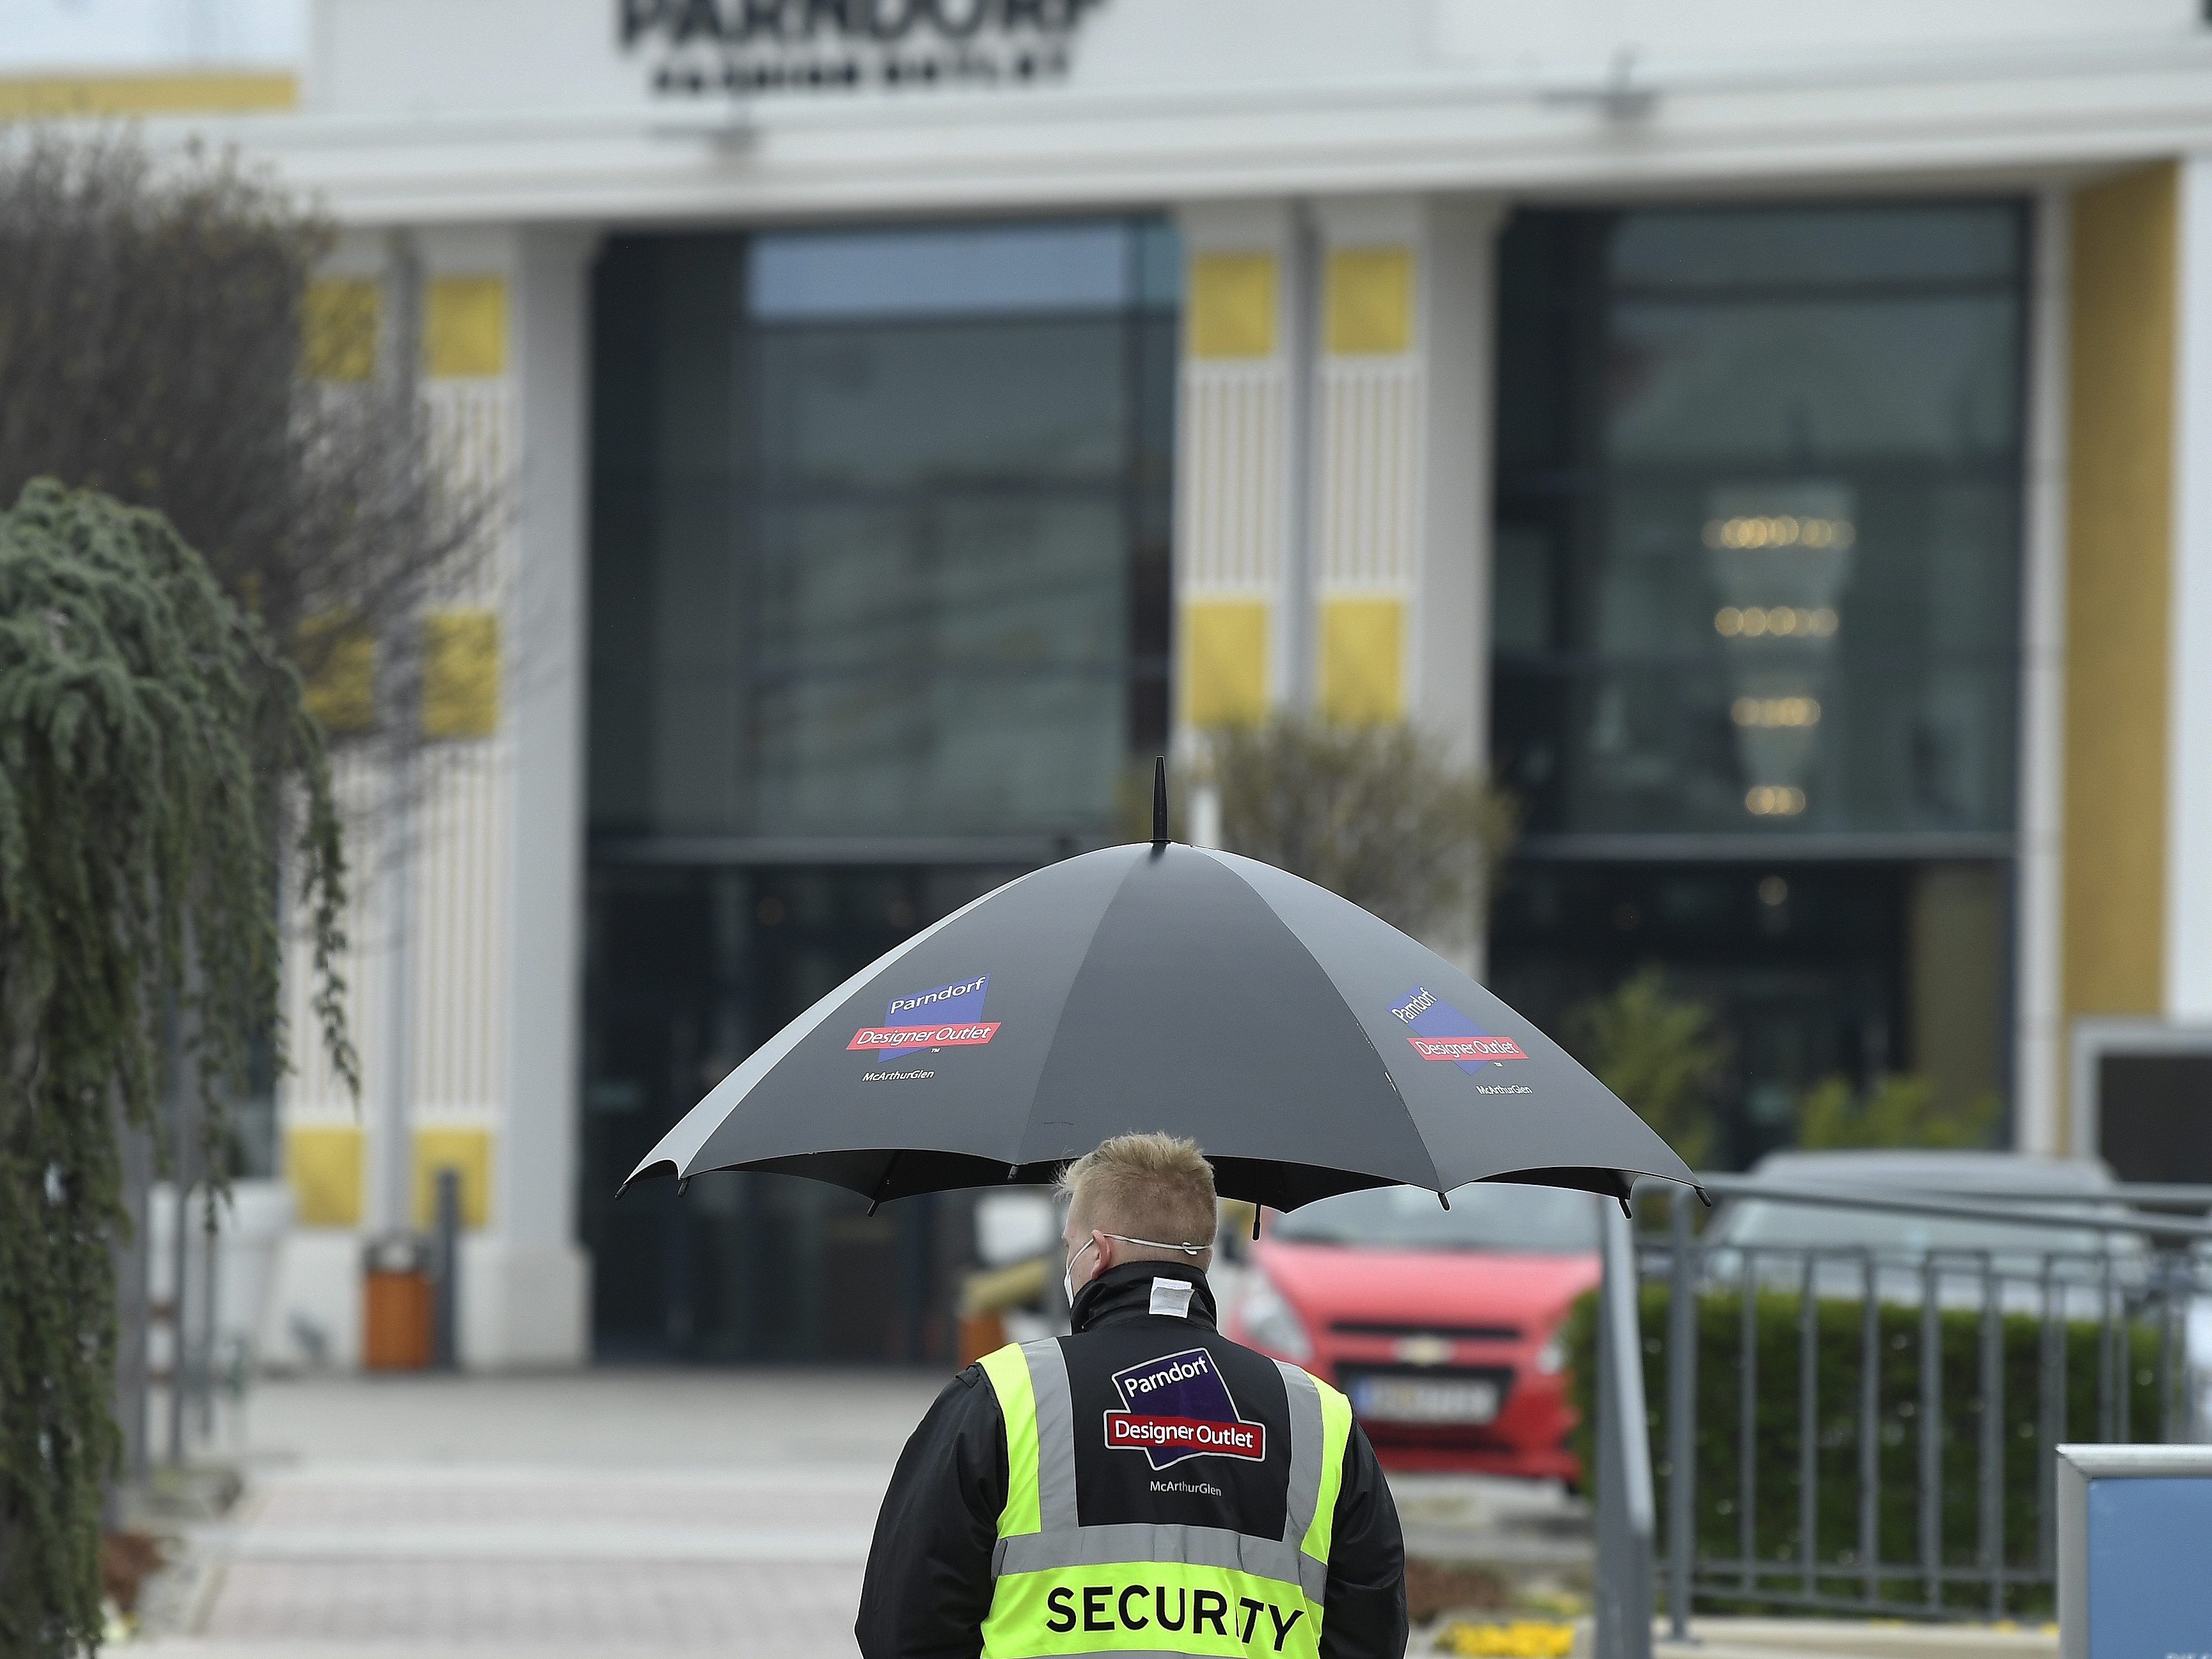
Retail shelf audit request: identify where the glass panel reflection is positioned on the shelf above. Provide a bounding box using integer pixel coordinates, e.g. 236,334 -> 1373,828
1492,202 -> 2025,839
1608,296 -> 2020,464
589,219 -> 1176,843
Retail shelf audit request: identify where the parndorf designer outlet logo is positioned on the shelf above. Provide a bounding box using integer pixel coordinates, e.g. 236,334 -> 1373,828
1388,985 -> 1527,1074
1103,1347 -> 1267,1468
851,974 -> 997,1058
621,0 -> 1110,99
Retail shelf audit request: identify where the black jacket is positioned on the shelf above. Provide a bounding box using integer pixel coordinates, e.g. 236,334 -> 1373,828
857,1261 -> 1408,1659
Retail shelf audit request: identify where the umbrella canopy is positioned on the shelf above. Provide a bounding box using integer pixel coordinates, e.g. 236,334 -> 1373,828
624,836 -> 1698,1214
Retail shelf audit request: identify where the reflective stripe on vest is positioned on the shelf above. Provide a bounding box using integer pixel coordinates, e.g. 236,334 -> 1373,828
977,1338 -> 1352,1659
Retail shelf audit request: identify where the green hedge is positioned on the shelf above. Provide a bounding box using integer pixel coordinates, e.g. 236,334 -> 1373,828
1564,1284 -> 2170,1617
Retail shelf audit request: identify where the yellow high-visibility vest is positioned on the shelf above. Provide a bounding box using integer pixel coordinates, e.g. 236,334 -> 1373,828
976,1338 -> 1354,1659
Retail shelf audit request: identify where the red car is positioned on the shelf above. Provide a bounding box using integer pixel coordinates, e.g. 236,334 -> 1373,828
1224,1183 -> 1600,1481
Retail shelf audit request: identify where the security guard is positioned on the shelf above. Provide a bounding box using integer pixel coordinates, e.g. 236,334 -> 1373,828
857,1132 -> 1407,1659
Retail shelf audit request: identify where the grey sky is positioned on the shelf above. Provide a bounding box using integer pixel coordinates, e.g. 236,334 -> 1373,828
0,0 -> 303,72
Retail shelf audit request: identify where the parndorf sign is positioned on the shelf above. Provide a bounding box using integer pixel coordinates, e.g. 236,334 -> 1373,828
620,0 -> 1109,96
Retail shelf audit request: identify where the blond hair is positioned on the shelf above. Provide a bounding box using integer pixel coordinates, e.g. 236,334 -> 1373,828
1057,1132 -> 1217,1264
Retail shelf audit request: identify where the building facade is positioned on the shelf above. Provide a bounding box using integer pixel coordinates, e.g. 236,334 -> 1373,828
49,0 -> 2212,1364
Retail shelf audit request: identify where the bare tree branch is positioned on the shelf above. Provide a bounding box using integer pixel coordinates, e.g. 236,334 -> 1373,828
0,127 -> 504,854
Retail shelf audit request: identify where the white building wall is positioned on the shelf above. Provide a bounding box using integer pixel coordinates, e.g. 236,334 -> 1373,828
483,225 -> 597,1367
2169,154 -> 2212,1023
2014,189 -> 2073,1154
1412,200 -> 1501,782
270,225 -> 590,1369
1174,202 -> 1303,732
166,0 -> 2212,1357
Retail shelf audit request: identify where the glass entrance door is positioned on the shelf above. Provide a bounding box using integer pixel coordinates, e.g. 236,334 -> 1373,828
1490,202 -> 2028,1155
581,216 -> 1176,1360
581,861 -> 1029,1361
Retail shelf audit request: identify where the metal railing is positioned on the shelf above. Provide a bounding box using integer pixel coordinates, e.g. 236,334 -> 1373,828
1594,1202 -> 1656,1659
1592,1177 -> 2212,1637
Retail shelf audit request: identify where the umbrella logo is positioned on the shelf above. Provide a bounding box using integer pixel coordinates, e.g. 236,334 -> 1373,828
1389,985 -> 1528,1074
849,973 -> 999,1058
1103,1347 -> 1268,1468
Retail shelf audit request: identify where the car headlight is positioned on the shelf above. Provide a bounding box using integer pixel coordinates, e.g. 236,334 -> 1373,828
1238,1266 -> 1313,1363
1534,1333 -> 1566,1375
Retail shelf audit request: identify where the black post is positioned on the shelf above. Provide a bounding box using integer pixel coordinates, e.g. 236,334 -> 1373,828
109,1106 -> 154,1521
166,1066 -> 193,1468
432,1166 -> 461,1370
1151,756 -> 1168,846
1665,1189 -> 1695,1637
1593,1199 -> 1655,1659
196,1184 -> 219,1443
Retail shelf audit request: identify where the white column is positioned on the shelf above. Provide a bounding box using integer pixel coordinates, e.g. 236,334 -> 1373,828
1299,195 -> 1501,766
1173,201 -> 1303,738
2169,156 -> 2212,1021
469,225 -> 597,1368
1293,194 -> 1504,969
1415,200 -> 1503,977
2013,188 -> 2071,1153
1414,200 -> 1504,775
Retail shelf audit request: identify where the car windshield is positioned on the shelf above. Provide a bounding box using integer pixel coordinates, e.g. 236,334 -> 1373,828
1716,1198 -> 2121,1260
1272,1183 -> 1600,1253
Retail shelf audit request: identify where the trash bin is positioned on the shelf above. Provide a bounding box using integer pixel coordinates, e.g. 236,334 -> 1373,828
362,1233 -> 432,1370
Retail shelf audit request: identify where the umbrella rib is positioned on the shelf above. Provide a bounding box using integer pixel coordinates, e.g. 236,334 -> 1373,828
866,1150 -> 902,1216
624,861 -> 1059,1189
1197,849 -> 1444,1198
1016,847 -> 1160,1174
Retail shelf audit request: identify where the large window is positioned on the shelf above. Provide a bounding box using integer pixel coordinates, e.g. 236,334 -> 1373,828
1489,203 -> 2027,1164
582,219 -> 1176,1360
1493,204 -> 2025,840
590,218 -> 1178,843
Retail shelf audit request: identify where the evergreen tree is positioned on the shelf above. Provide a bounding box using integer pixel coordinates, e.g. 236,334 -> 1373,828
0,480 -> 352,1654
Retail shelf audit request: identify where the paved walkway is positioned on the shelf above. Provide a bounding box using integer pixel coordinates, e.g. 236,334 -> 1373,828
138,1369 -> 945,1658
133,1367 -> 1601,1657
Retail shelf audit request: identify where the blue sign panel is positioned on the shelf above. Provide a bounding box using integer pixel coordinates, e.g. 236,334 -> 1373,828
2089,1477 -> 2212,1658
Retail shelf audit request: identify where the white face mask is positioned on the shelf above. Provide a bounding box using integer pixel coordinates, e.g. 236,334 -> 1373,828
1063,1237 -> 1096,1306
1063,1230 -> 1206,1305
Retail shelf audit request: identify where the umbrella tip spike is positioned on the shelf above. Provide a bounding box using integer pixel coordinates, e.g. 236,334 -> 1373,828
677,1177 -> 690,1197
1696,1184 -> 1714,1209
1436,1190 -> 1451,1211
1151,755 -> 1168,847
1251,1206 -> 1261,1241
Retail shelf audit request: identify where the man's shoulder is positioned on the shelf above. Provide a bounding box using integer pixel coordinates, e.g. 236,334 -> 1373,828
900,1356 -> 1007,1461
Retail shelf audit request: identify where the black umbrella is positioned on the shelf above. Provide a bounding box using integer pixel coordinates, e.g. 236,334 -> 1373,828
624,773 -> 1696,1214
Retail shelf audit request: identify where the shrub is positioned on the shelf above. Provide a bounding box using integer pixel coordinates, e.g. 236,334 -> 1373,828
1565,969 -> 1727,1170
1136,715 -> 1517,942
1565,1282 -> 2169,1617
1797,1074 -> 2001,1152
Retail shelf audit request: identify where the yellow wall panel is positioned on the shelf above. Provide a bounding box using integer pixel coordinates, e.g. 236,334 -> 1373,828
425,275 -> 509,379
422,608 -> 501,740
1908,864 -> 2003,1114
299,612 -> 376,733
303,278 -> 380,384
1179,599 -> 1270,727
1318,596 -> 1405,724
1188,253 -> 1277,360
413,1127 -> 493,1230
0,71 -> 295,118
286,1125 -> 363,1228
1326,247 -> 1414,356
2064,163 -> 2175,1066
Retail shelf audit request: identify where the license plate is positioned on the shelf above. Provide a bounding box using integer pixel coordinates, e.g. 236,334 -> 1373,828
1350,1376 -> 1500,1424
